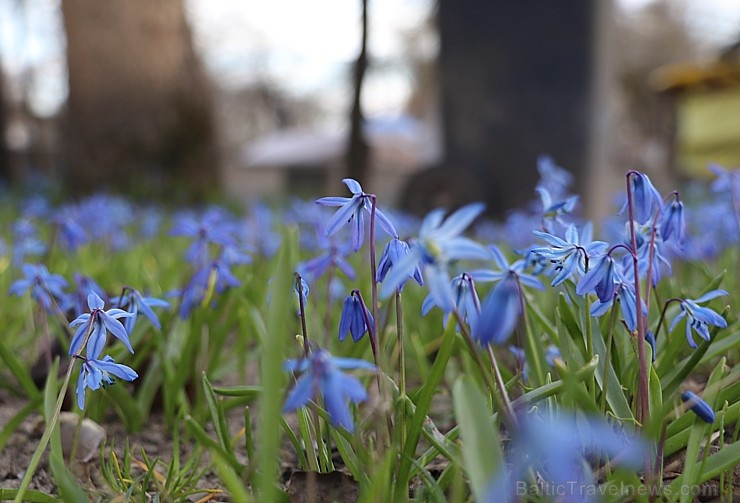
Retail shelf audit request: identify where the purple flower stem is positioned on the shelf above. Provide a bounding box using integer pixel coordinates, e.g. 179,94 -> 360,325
653,298 -> 683,342
452,308 -> 517,429
354,288 -> 391,446
353,290 -> 381,390
625,170 -> 652,478
369,195 -> 379,346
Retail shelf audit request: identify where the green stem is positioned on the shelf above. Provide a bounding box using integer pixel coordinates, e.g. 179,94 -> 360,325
14,358 -> 76,503
600,301 -> 619,414
395,290 -> 406,447
14,310 -> 100,503
516,277 -> 546,387
584,292 -> 595,401
486,344 -> 515,420
452,310 -> 516,429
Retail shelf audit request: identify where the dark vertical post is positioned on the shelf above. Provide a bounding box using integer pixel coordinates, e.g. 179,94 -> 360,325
346,0 -> 370,185
438,0 -> 600,216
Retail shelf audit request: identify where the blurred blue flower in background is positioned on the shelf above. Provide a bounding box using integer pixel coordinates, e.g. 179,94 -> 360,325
111,287 -> 169,334
376,237 -> 422,290
422,272 -> 480,329
9,263 -> 68,312
380,203 -> 489,311
283,349 -> 375,432
484,410 -> 646,503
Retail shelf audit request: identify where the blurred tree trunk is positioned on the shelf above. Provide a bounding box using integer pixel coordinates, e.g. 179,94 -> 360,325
438,0 -> 599,216
61,0 -> 219,200
346,0 -> 369,185
0,67 -> 9,183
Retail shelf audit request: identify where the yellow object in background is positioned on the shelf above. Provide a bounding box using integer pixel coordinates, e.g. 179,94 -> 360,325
676,87 -> 740,177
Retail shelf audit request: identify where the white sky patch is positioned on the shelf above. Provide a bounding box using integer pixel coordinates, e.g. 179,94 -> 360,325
0,0 -> 738,119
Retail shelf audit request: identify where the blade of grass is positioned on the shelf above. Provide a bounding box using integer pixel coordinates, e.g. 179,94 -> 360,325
452,375 -> 503,501
394,318 -> 458,500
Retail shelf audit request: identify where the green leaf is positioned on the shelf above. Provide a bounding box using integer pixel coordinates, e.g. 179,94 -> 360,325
44,361 -> 87,503
394,318 -> 457,501
213,385 -> 263,399
453,375 -> 503,501
679,358 -> 727,503
646,364 -> 663,438
202,372 -> 235,458
103,381 -> 144,432
558,293 -> 586,359
258,233 -> 294,500
184,415 -> 242,473
211,451 -> 252,503
590,319 -> 633,421
0,489 -> 59,503
0,334 -> 40,399
668,439 -> 740,495
660,308 -> 728,397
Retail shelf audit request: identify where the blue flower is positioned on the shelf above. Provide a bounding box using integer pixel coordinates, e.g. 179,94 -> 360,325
531,223 -> 607,287
645,329 -> 657,362
681,391 -> 715,423
65,273 -> 108,317
589,279 -> 645,332
469,246 -> 544,345
660,196 -> 685,244
376,237 -> 422,289
484,411 -> 646,503
338,291 -> 373,342
175,260 -> 241,318
11,219 -> 45,265
315,178 -> 398,252
623,171 -> 662,224
294,275 -> 310,308
709,164 -> 740,194
110,288 -> 169,334
576,254 -> 617,303
51,208 -> 88,251
9,263 -> 68,312
422,273 -> 480,329
170,208 -> 238,265
469,245 -> 544,291
669,290 -> 728,348
380,203 -> 490,311
76,353 -> 137,410
536,155 -> 573,199
473,274 -> 521,346
509,345 -> 561,382
69,293 -> 134,357
536,187 -> 578,224
283,349 -> 375,432
298,245 -> 355,283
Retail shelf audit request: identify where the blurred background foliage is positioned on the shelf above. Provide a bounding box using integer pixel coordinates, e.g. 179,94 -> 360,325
0,0 -> 739,213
